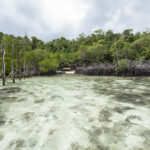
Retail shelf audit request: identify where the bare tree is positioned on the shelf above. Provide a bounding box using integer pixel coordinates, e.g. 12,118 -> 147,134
11,43 -> 15,83
23,55 -> 26,79
29,60 -> 32,77
26,63 -> 29,77
17,46 -> 21,81
115,39 -> 119,67
1,44 -> 6,86
23,35 -> 27,79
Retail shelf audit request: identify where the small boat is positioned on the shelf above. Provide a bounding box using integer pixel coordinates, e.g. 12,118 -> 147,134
56,70 -> 65,74
65,70 -> 75,74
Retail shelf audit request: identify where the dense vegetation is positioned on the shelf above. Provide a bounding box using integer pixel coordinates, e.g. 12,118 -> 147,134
0,29 -> 150,75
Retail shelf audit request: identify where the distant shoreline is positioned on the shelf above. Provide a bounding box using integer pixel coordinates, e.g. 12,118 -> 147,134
75,60 -> 150,76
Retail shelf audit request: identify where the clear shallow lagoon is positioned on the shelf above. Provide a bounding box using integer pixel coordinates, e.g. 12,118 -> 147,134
0,75 -> 150,150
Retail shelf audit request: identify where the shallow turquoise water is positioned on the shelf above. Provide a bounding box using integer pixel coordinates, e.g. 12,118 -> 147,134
0,75 -> 150,150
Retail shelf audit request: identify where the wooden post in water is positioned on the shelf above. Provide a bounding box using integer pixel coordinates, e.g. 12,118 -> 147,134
1,44 -> 6,86
11,43 -> 15,83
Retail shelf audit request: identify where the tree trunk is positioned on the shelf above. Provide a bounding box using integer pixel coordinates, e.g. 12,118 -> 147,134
115,41 -> 119,67
17,47 -> 21,81
1,44 -> 6,86
26,64 -> 29,77
11,44 -> 15,83
29,60 -> 32,77
23,55 -> 26,79
116,47 -> 119,66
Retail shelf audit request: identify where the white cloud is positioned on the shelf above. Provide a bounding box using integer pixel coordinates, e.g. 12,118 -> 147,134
41,0 -> 88,29
0,0 -> 150,41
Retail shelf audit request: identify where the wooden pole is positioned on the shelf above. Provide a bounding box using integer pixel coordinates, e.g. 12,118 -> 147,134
23,37 -> 27,79
115,39 -> 119,67
23,55 -> 26,79
11,44 -> 15,83
29,60 -> 32,77
17,47 -> 21,81
26,64 -> 28,77
1,44 -> 6,86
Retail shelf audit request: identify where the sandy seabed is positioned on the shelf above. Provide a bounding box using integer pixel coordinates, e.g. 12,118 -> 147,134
0,75 -> 150,150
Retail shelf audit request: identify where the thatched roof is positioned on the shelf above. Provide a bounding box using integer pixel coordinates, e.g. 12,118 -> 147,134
61,63 -> 71,67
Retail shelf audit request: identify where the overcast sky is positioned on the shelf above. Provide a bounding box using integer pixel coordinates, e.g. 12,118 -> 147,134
0,0 -> 150,41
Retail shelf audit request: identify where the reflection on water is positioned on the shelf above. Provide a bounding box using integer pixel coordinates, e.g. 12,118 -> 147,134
0,75 -> 150,150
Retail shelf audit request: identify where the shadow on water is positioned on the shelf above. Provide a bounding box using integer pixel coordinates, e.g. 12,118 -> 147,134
92,77 -> 150,107
0,76 -> 150,150
0,111 -> 6,127
21,112 -> 35,122
7,138 -> 26,149
82,118 -> 148,150
0,133 -> 4,141
98,106 -> 139,123
0,87 -> 21,104
115,93 -> 150,106
113,106 -> 134,113
0,87 -> 21,94
34,99 -> 45,104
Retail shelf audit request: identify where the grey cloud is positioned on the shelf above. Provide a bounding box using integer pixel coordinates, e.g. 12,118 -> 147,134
15,0 -> 41,20
0,0 -> 150,41
82,0 -> 150,34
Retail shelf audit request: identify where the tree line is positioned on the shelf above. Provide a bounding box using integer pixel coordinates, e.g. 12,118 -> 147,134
0,29 -> 150,85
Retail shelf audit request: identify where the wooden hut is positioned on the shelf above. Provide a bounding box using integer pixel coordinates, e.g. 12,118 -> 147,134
61,63 -> 71,71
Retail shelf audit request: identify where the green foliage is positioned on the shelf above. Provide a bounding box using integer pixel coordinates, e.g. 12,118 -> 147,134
31,36 -> 41,50
0,29 -> 150,75
122,29 -> 135,42
117,59 -> 128,71
79,43 -> 109,64
39,58 -> 59,73
131,36 -> 150,60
